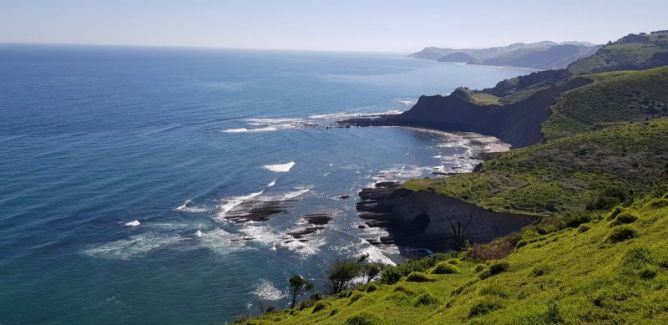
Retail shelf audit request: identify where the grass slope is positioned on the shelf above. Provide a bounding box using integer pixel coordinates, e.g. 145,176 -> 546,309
542,66 -> 668,140
568,31 -> 668,74
404,119 -> 668,216
240,194 -> 668,324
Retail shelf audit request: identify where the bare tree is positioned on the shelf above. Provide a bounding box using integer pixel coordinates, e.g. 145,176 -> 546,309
445,211 -> 473,250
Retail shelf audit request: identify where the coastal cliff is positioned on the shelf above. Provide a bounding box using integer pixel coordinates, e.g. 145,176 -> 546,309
356,182 -> 535,251
344,76 -> 592,148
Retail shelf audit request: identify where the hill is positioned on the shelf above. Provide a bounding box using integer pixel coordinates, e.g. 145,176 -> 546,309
568,30 -> 668,73
239,189 -> 668,324
411,41 -> 599,69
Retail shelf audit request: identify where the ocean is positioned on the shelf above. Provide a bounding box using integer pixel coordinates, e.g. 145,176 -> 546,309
0,44 -> 530,324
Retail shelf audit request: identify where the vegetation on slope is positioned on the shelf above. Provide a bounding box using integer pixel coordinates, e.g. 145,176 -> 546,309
568,30 -> 668,74
239,193 -> 668,324
542,66 -> 668,140
404,119 -> 668,216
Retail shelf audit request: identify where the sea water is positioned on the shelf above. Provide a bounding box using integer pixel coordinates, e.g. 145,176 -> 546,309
0,44 -> 529,324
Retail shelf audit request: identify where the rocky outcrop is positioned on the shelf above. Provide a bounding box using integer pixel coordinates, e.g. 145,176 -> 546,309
341,76 -> 592,148
357,182 -> 536,252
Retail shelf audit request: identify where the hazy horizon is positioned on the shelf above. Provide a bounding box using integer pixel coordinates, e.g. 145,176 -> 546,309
1,0 -> 667,53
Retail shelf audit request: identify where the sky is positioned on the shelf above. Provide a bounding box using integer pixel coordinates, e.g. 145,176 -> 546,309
1,0 -> 667,52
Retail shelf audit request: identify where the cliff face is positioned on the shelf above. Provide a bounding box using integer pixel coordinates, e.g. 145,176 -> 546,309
383,77 -> 592,148
357,182 -> 535,251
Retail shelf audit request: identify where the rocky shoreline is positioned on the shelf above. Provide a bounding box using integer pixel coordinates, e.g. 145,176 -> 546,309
355,181 -> 536,252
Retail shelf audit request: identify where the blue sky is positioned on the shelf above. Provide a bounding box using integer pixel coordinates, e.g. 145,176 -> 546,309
1,0 -> 666,52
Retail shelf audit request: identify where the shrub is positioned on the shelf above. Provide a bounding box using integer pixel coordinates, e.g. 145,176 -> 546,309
531,266 -> 547,277
431,262 -> 460,274
405,272 -> 434,282
607,226 -> 638,243
447,259 -> 460,265
392,286 -> 414,295
329,309 -> 338,317
479,286 -> 510,298
474,264 -> 487,273
415,293 -> 439,306
381,268 -> 403,284
640,268 -> 657,280
380,254 -> 450,284
578,225 -> 591,233
515,240 -> 528,248
544,303 -> 563,323
564,212 -> 592,228
587,187 -> 630,210
468,239 -> 515,260
365,284 -> 378,292
327,260 -> 361,294
611,213 -> 638,226
468,297 -> 504,318
348,293 -> 363,305
344,313 -> 381,325
489,261 -> 510,275
605,206 -> 624,220
312,302 -> 328,313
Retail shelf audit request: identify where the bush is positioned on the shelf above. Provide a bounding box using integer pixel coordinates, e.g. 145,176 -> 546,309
578,224 -> 591,233
405,272 -> 435,282
544,303 -> 563,323
344,313 -> 381,325
611,213 -> 638,226
606,206 -> 624,220
312,302 -> 328,313
392,286 -> 414,295
564,212 -> 592,228
640,268 -> 657,280
380,254 -> 450,284
607,226 -> 638,243
431,262 -> 460,274
348,293 -> 363,305
447,259 -> 460,265
489,261 -> 510,275
474,264 -> 487,272
365,284 -> 378,292
415,293 -> 439,306
468,239 -> 515,260
531,266 -> 547,277
587,187 -> 630,210
381,268 -> 403,284
327,260 -> 361,294
468,297 -> 504,318
479,286 -> 510,298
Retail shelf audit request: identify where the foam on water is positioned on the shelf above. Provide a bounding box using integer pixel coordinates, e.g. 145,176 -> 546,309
267,180 -> 277,187
198,228 -> 248,254
222,127 -> 279,133
263,161 -> 295,173
217,191 -> 265,220
175,199 -> 209,213
253,280 -> 286,301
84,233 -> 184,259
124,220 -> 141,227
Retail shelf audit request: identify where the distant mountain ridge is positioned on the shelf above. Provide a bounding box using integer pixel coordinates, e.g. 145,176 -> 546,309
411,41 -> 600,69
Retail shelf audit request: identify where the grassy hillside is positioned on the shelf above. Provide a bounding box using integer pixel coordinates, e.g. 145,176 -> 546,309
568,31 -> 668,74
542,66 -> 668,140
404,119 -> 667,216
239,193 -> 668,324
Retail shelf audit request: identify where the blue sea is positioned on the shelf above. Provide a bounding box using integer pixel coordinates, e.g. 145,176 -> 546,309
0,44 -> 529,324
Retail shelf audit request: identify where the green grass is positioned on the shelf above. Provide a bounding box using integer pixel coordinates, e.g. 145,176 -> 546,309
542,66 -> 668,140
239,195 -> 668,324
567,31 -> 668,74
404,119 -> 668,216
